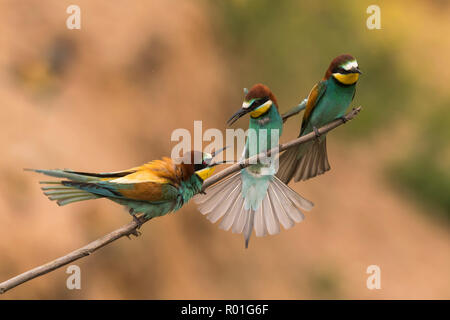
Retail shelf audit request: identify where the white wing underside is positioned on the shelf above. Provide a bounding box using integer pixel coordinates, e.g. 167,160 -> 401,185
194,172 -> 313,241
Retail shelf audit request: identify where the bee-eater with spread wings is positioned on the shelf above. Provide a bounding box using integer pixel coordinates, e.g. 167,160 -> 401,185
28,151 -> 221,221
277,54 -> 362,184
195,84 -> 313,248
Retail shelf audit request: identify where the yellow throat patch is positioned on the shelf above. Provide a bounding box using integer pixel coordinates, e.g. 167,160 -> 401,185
250,100 -> 272,118
196,167 -> 216,181
333,72 -> 359,85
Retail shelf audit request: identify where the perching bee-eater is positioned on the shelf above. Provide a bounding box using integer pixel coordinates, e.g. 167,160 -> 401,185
195,84 -> 313,248
28,151 -> 221,221
277,54 -> 361,184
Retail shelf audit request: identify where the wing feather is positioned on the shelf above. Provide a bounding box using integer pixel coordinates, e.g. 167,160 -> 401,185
301,80 -> 327,135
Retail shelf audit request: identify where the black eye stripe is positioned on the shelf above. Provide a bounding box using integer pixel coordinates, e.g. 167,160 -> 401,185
194,163 -> 205,171
333,66 -> 357,74
252,97 -> 269,108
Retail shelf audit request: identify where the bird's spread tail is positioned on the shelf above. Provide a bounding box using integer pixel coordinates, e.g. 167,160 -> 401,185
277,138 -> 330,183
194,172 -> 313,248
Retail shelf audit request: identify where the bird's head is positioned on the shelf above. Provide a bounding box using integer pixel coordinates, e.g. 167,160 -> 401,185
177,148 -> 227,181
227,83 -> 278,125
325,54 -> 362,85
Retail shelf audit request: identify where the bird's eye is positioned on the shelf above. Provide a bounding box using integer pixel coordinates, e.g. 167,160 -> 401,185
253,97 -> 269,108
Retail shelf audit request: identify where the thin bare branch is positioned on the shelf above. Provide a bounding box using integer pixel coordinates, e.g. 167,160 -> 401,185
0,106 -> 361,295
0,221 -> 141,294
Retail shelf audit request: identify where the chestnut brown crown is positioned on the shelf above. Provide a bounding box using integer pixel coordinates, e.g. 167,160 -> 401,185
324,54 -> 357,79
245,83 -> 279,110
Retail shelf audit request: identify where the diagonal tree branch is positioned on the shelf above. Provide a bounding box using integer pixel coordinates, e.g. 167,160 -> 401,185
0,106 -> 361,295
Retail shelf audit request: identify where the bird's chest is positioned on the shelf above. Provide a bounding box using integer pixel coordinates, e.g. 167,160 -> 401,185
310,84 -> 355,128
246,117 -> 282,157
178,177 -> 202,206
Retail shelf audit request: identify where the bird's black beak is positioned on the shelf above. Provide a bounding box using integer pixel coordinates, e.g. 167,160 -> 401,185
227,99 -> 257,126
353,67 -> 362,74
208,146 -> 232,167
227,107 -> 252,126
209,160 -> 234,167
210,146 -> 228,158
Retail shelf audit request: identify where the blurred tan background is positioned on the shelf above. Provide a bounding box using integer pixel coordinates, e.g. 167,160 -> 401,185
0,0 -> 449,299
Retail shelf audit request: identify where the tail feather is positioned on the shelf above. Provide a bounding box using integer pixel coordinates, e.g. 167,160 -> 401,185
47,192 -> 89,200
296,150 -> 310,181
26,169 -> 101,182
277,138 -> 331,183
243,211 -> 255,248
231,205 -> 248,234
276,147 -> 299,184
317,138 -> 331,175
262,195 -> 280,235
273,177 -> 314,211
207,183 -> 241,223
267,186 -> 295,230
41,185 -> 72,190
57,195 -> 100,206
44,189 -> 86,195
307,142 -> 319,178
194,172 -> 314,248
253,203 -> 267,237
28,168 -> 108,206
41,183 -> 100,206
272,180 -> 304,222
218,189 -> 244,231
317,145 -> 326,174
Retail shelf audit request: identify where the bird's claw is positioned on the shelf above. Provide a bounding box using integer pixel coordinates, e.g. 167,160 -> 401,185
126,214 -> 147,239
126,228 -> 141,239
313,126 -> 321,138
132,215 -> 146,229
340,116 -> 348,123
200,190 -> 207,195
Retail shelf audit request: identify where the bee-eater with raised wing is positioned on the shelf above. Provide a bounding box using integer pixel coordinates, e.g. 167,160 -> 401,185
28,151 -> 221,221
195,84 -> 313,248
277,54 -> 362,184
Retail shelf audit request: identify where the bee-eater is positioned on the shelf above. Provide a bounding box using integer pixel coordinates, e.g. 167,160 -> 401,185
195,84 -> 313,248
277,54 -> 361,183
28,151 -> 219,221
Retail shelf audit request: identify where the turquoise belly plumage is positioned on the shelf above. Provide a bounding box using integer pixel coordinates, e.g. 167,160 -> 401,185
302,78 -> 356,134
